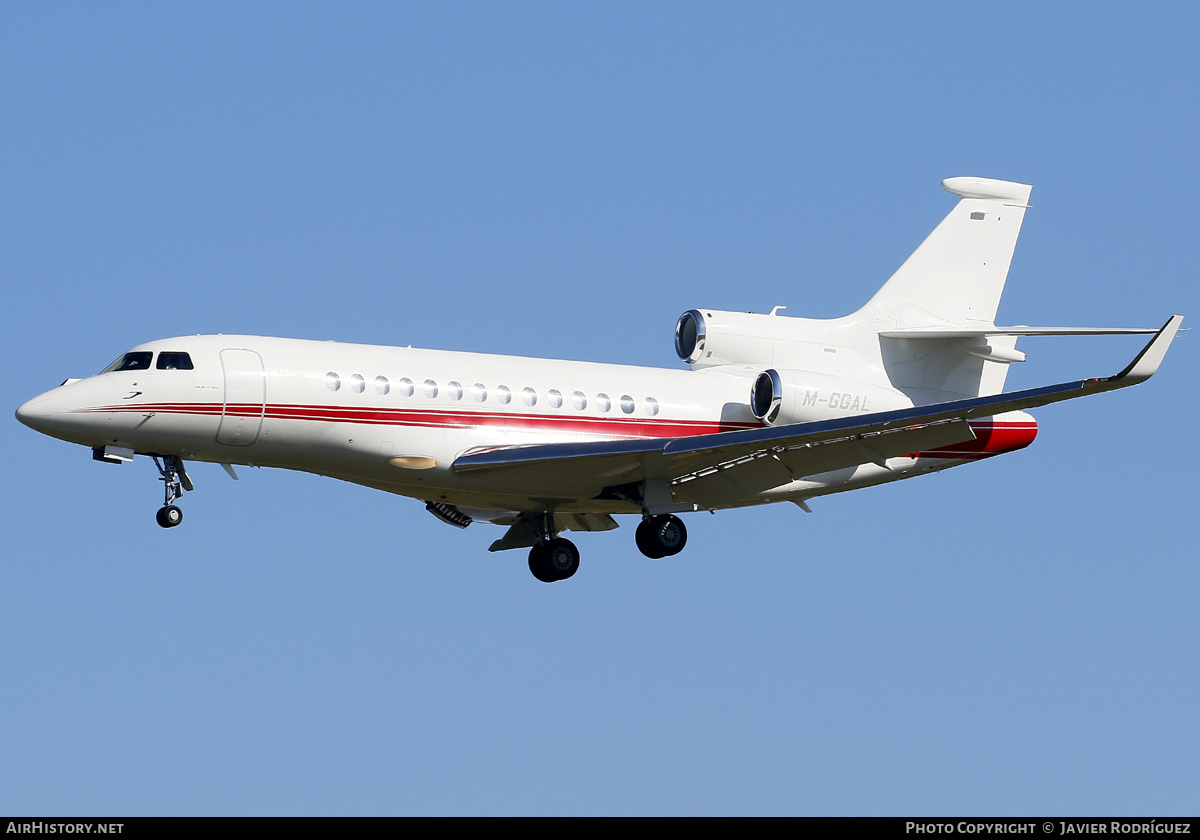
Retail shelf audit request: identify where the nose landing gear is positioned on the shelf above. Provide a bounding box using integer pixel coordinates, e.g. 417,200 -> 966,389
156,504 -> 183,528
152,455 -> 191,529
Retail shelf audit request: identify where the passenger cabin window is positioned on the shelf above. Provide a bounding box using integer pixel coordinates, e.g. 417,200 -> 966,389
326,372 -> 341,391
103,352 -> 153,373
156,352 -> 194,370
496,385 -> 512,405
547,389 -> 563,409
350,374 -> 366,394
620,395 -> 635,414
398,377 -> 414,397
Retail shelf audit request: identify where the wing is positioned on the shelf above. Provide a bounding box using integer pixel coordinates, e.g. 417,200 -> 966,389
453,315 -> 1183,504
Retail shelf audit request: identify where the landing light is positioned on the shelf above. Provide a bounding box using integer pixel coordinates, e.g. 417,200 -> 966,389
388,456 -> 438,470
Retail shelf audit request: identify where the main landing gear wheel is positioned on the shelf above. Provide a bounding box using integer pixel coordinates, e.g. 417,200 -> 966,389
635,514 -> 687,559
528,538 -> 580,582
156,504 -> 183,528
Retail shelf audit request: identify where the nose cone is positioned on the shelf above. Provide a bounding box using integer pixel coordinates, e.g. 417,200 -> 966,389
16,378 -> 116,445
15,392 -> 54,433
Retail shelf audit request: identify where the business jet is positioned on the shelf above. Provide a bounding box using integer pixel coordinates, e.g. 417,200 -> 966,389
16,177 -> 1183,582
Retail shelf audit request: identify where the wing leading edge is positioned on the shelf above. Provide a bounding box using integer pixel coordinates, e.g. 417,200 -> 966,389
452,315 -> 1183,501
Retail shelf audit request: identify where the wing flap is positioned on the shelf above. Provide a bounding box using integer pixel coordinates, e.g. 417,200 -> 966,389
775,419 -> 974,478
673,418 -> 975,503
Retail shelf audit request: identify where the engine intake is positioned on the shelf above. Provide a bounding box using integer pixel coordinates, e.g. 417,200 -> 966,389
751,369 -> 784,423
674,309 -> 790,368
674,309 -> 706,363
750,368 -> 912,426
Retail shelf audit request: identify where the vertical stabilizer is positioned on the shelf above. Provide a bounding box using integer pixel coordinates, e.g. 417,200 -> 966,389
859,178 -> 1034,401
859,177 -> 1033,329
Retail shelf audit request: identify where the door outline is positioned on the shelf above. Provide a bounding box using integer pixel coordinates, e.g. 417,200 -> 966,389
216,348 -> 266,446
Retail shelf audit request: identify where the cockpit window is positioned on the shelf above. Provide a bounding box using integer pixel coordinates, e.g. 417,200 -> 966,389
102,352 -> 153,373
156,352 -> 194,370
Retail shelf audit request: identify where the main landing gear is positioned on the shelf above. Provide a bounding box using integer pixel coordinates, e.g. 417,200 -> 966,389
524,513 -> 688,581
528,538 -> 581,583
525,513 -> 581,583
635,514 -> 687,559
152,455 -> 191,529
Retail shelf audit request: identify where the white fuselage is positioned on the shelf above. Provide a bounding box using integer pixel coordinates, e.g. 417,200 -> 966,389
17,334 -> 1036,522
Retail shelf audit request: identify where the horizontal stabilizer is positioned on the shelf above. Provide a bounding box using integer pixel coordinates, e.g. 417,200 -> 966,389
880,325 -> 1160,338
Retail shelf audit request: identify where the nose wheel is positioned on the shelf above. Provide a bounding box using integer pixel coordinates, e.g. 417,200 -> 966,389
152,455 -> 191,529
156,505 -> 183,528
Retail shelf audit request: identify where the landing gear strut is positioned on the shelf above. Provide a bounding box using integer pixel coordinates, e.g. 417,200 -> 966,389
152,455 -> 190,529
635,514 -> 687,559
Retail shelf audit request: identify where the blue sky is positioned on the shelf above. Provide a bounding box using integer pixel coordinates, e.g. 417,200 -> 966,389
2,2 -> 1197,815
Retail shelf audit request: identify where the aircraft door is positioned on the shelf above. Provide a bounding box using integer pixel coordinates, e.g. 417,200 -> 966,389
217,348 -> 266,446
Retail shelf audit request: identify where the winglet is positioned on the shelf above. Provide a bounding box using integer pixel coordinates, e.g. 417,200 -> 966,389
1111,314 -> 1184,385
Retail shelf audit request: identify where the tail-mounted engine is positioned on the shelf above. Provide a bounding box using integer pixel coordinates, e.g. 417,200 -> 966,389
750,368 -> 912,426
676,309 -> 913,424
675,309 -> 798,369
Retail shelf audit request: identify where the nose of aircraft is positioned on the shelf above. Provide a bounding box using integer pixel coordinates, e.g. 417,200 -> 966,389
15,392 -> 54,433
16,377 -> 117,444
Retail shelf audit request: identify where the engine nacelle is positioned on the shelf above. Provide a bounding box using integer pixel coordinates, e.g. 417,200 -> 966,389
675,309 -> 800,369
750,368 -> 912,426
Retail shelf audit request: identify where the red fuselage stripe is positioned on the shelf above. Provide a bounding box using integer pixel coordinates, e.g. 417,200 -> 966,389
81,402 -> 1039,454
84,401 -> 760,439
